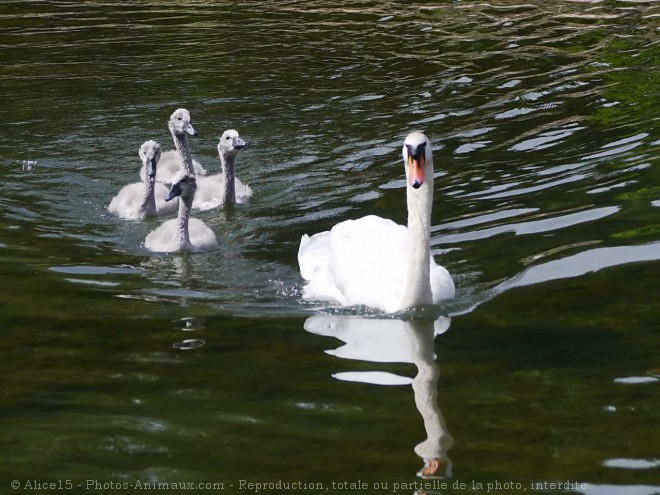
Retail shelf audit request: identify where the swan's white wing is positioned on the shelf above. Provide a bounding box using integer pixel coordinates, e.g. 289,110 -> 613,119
299,215 -> 454,311
108,182 -> 177,220
192,175 -> 253,211
154,182 -> 178,214
188,218 -> 218,251
144,218 -> 216,253
108,182 -> 145,220
144,218 -> 179,252
192,175 -> 223,211
234,178 -> 253,203
299,215 -> 410,312
298,231 -> 345,303
430,263 -> 455,302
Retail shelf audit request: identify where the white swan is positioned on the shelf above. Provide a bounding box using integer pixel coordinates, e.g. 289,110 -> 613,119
108,140 -> 178,220
298,131 -> 455,313
193,129 -> 252,211
144,172 -> 218,253
140,108 -> 205,183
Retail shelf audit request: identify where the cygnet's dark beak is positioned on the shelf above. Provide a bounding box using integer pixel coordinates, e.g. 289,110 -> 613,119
184,122 -> 198,137
165,182 -> 182,202
147,158 -> 157,178
234,137 -> 248,149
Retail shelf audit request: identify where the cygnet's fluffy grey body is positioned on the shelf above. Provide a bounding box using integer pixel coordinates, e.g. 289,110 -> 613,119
193,129 -> 252,211
108,140 -> 177,220
144,171 -> 218,253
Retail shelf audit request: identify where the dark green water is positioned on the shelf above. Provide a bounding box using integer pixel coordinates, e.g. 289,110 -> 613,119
1,1 -> 658,494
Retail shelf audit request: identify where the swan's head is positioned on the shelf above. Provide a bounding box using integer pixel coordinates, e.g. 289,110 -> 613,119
169,108 -> 198,137
165,172 -> 197,202
218,129 -> 248,158
402,131 -> 432,189
139,140 -> 162,178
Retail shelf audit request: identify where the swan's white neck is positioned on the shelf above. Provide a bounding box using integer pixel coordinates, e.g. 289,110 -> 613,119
172,132 -> 195,176
399,173 -> 434,309
221,154 -> 236,206
175,195 -> 193,251
139,174 -> 157,218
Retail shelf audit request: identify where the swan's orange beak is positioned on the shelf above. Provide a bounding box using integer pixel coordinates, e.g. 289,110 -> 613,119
408,153 -> 425,189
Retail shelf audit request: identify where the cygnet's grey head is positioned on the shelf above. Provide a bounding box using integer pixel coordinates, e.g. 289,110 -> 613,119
402,131 -> 433,189
217,129 -> 248,158
169,108 -> 198,137
165,172 -> 197,202
139,140 -> 162,178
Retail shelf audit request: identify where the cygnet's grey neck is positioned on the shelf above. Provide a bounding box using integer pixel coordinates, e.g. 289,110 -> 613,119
172,132 -> 195,176
175,194 -> 193,250
140,174 -> 157,218
221,153 -> 237,205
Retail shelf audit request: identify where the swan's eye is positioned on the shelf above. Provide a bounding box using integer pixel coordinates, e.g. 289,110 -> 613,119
405,144 -> 414,157
226,136 -> 231,140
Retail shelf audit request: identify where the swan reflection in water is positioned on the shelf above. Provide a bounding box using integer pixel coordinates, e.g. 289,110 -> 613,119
304,314 -> 454,479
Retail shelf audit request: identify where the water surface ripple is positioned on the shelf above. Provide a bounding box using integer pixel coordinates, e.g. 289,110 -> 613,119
1,0 -> 658,491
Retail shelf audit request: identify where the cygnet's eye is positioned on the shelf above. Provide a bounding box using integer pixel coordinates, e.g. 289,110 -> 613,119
226,136 -> 231,140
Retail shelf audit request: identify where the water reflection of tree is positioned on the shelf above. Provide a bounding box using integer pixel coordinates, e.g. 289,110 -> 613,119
589,37 -> 658,132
